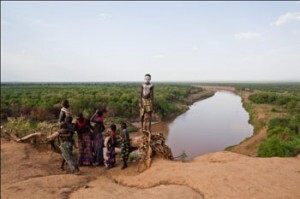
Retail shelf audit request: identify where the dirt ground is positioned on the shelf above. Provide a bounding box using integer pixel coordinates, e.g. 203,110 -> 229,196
1,138 -> 300,199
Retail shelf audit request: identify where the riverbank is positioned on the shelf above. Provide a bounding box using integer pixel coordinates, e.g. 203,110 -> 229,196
226,91 -> 289,156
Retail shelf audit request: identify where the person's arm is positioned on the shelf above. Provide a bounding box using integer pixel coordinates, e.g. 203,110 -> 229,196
58,110 -> 65,123
60,132 -> 71,137
75,124 -> 81,139
87,119 -> 94,130
59,128 -> 68,134
151,85 -> 154,102
59,128 -> 71,137
126,130 -> 130,141
111,134 -> 115,146
140,85 -> 143,107
90,111 -> 98,123
99,123 -> 105,132
91,115 -> 102,124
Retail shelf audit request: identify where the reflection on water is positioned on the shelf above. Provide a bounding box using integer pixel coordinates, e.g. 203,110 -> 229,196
164,91 -> 253,159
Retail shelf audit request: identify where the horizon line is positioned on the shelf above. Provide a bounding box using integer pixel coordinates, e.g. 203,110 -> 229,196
1,80 -> 300,84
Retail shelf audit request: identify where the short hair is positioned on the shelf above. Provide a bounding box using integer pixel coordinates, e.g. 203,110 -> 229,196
61,99 -> 69,107
110,124 -> 116,131
97,110 -> 103,117
145,74 -> 151,78
121,122 -> 127,129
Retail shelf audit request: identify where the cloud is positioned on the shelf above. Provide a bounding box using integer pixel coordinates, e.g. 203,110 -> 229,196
99,13 -> 112,19
234,32 -> 262,40
274,12 -> 300,26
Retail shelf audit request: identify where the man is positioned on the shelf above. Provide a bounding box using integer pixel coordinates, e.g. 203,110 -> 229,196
140,74 -> 154,132
59,116 -> 80,174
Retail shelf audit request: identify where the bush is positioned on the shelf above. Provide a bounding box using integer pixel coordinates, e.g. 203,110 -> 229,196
3,117 -> 57,138
289,114 -> 300,133
259,115 -> 300,157
268,117 -> 290,130
30,107 -> 55,122
249,92 -> 297,107
258,135 -> 299,157
4,117 -> 34,137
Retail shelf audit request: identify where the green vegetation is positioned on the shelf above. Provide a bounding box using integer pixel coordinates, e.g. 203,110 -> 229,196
3,117 -> 56,138
199,82 -> 300,93
258,116 -> 300,157
1,83 -> 207,138
248,92 -> 298,109
245,90 -> 300,157
1,83 -> 201,123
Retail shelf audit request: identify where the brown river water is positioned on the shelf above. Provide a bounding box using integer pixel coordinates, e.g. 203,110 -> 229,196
153,91 -> 253,159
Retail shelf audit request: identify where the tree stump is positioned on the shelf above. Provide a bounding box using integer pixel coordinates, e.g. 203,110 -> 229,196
138,131 -> 173,172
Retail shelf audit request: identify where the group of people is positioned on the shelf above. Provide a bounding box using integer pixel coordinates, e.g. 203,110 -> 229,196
57,73 -> 154,174
58,99 -> 131,175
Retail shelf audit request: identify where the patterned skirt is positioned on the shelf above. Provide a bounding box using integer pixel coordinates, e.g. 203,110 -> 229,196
105,145 -> 115,168
140,98 -> 153,117
77,132 -> 93,165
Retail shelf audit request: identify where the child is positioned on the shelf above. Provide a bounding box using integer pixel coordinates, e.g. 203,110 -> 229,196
140,74 -> 154,132
54,99 -> 72,152
59,116 -> 80,175
120,122 -> 131,169
105,124 -> 117,169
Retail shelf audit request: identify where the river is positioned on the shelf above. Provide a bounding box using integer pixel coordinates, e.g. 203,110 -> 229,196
161,91 -> 253,159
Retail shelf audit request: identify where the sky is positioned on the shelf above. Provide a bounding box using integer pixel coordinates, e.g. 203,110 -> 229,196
1,1 -> 300,82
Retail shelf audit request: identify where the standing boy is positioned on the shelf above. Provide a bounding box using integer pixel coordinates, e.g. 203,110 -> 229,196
140,74 -> 154,132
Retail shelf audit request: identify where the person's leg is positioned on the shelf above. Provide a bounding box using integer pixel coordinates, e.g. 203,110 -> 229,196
144,113 -> 150,132
141,115 -> 144,131
105,147 -> 111,168
93,138 -> 98,165
120,142 -> 126,169
87,139 -> 93,166
50,140 -> 56,151
148,112 -> 152,132
60,142 -> 77,173
77,140 -> 83,166
112,148 -> 116,167
99,137 -> 104,165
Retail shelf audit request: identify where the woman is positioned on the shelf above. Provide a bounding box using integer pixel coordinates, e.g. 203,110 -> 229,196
75,113 -> 93,166
90,109 -> 105,166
